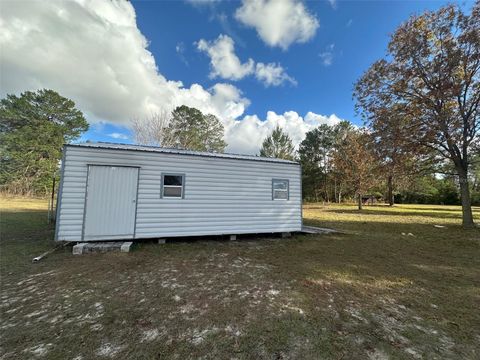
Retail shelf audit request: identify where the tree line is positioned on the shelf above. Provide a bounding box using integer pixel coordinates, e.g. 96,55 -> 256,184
260,123 -> 479,208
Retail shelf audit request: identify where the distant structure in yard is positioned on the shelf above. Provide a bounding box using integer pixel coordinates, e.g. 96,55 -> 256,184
55,142 -> 302,242
362,194 -> 382,205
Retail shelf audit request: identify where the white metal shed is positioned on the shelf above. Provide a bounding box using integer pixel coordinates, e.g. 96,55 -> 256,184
55,142 -> 302,242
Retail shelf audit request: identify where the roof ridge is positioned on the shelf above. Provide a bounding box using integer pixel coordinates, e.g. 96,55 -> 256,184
67,142 -> 299,165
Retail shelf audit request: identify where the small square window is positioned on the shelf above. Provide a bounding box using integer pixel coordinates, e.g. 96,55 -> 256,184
162,174 -> 184,198
272,179 -> 289,200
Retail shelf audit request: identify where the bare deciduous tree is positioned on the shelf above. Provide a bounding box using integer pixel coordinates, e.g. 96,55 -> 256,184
132,110 -> 172,147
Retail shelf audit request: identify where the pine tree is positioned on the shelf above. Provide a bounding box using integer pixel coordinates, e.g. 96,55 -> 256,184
0,89 -> 88,195
259,126 -> 295,160
164,105 -> 227,153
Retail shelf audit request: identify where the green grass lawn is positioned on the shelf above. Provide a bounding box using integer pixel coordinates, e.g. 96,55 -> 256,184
1,198 -> 479,359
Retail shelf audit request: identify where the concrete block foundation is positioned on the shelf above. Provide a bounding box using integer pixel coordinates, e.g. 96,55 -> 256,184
72,241 -> 133,255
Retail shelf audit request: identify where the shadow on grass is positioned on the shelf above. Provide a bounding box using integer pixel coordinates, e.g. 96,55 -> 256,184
319,208 -> 465,219
2,208 -> 49,214
396,206 -> 475,212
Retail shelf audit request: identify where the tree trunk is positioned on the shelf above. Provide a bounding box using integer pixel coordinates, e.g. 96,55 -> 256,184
357,193 -> 363,210
472,171 -> 479,191
387,175 -> 394,206
457,166 -> 475,229
334,178 -> 337,203
324,173 -> 329,203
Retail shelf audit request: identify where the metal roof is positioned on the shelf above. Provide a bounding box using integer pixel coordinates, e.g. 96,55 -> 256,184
67,142 -> 299,165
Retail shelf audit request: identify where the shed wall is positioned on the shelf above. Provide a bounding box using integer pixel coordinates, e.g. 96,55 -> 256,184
56,146 -> 302,241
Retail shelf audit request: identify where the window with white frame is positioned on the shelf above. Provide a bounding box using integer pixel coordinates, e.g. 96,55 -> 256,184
272,179 -> 289,200
161,174 -> 184,198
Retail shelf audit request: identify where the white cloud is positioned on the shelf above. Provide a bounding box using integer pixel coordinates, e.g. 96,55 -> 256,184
108,132 -> 129,140
0,0 -> 345,155
319,44 -> 335,66
304,112 -> 342,126
225,111 -> 344,154
255,63 -> 297,87
235,0 -> 319,50
197,34 -> 295,86
0,0 -> 247,126
175,42 -> 189,66
185,0 -> 220,6
197,35 -> 255,80
327,0 -> 337,10
210,83 -> 250,119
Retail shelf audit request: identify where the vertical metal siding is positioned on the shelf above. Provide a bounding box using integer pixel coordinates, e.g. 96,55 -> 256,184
299,164 -> 304,229
82,166 -> 139,240
56,147 -> 302,241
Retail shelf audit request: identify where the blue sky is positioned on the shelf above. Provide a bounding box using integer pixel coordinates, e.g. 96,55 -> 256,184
1,0 -> 472,154
134,0 -> 439,120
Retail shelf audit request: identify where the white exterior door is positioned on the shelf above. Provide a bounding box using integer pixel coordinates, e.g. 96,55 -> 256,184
83,165 -> 139,241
